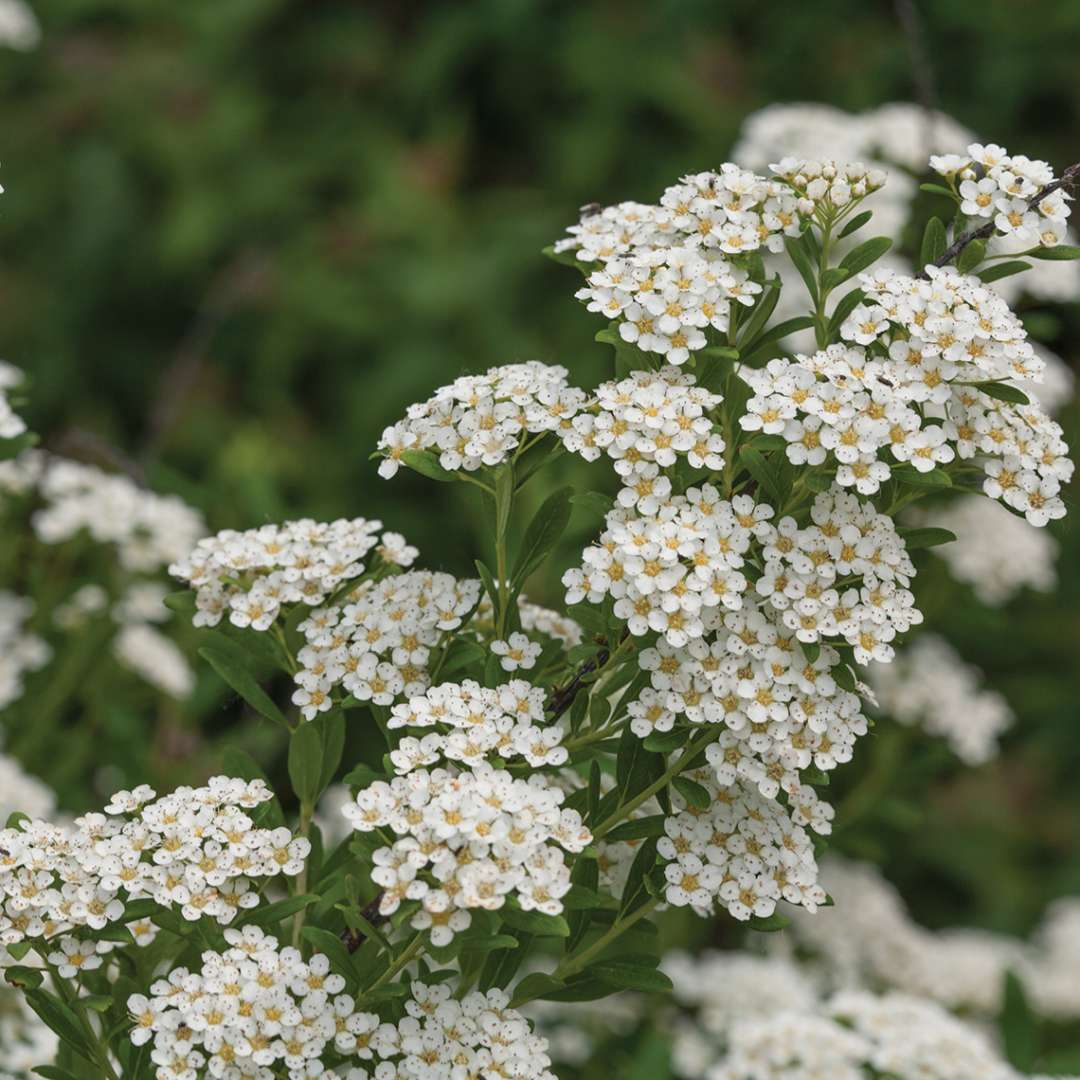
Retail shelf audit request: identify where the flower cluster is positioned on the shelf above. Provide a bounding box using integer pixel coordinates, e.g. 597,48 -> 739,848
931,142 -> 1071,249
924,496 -> 1058,605
0,592 -> 50,710
790,858 -> 1080,1021
132,945 -> 558,1080
377,361 -> 587,477
658,768 -> 826,922
170,516 -> 414,632
566,486 -> 919,664
293,570 -> 481,719
473,593 -> 583,649
32,456 -> 206,573
0,777 -> 308,950
868,634 -> 1013,764
343,763 -> 591,943
560,365 -> 726,475
769,158 -> 887,215
0,750 -> 55,821
556,167 -> 802,364
0,361 -> 27,441
386,679 -> 568,773
666,949 -> 1048,1080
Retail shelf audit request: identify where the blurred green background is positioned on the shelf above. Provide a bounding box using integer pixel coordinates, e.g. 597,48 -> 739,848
3,0 -> 1080,942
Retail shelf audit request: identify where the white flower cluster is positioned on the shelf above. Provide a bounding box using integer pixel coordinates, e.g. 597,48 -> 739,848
473,593 -> 583,649
0,0 -> 39,52
566,486 -> 920,663
931,142 -> 1071,249
789,858 -> 1080,1022
0,977 -> 57,1080
659,768 -> 825,922
665,949 -> 1052,1080
343,763 -> 591,944
769,158 -> 887,216
0,592 -> 50,710
386,679 -> 568,773
293,570 -> 481,719
0,362 -> 27,440
0,750 -> 55,821
0,777 -> 308,949
556,168 -> 802,364
925,496 -> 1058,605
132,944 -> 557,1080
33,457 -> 206,573
559,365 -> 726,475
112,621 -> 196,699
377,361 -> 587,477
868,634 -> 1013,764
170,516 -> 414,633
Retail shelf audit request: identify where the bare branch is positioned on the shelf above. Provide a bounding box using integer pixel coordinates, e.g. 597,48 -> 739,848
917,162 -> 1080,280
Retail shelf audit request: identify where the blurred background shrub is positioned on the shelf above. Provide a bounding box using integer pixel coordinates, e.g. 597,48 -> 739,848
2,0 -> 1079,978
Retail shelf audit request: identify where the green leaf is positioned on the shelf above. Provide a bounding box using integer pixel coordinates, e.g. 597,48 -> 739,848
163,589 -> 196,616
4,965 -> 43,989
1028,244 -> 1080,260
511,485 -> 574,588
314,711 -> 346,793
920,217 -> 947,267
920,182 -> 957,199
739,316 -> 815,364
642,730 -> 685,753
898,527 -> 957,551
289,721 -> 325,805
474,559 -> 500,610
495,464 -> 515,541
499,907 -> 570,937
839,236 -> 892,275
199,642 -> 288,727
604,815 -> 668,843
536,976 -> 618,1002
784,237 -> 818,304
735,279 -> 781,351
342,763 -> 384,790
399,448 -> 455,482
957,238 -> 987,274
570,491 -> 614,518
671,776 -> 710,810
619,837 -> 658,916
236,893 -> 319,928
738,447 -> 782,504
24,990 -> 95,1063
837,210 -> 872,239
589,957 -> 673,994
977,260 -> 1031,283
828,288 -> 866,335
1001,971 -> 1039,1070
748,911 -> 792,932
894,466 -> 952,490
33,1068 -> 83,1080
973,380 -> 1030,406
509,972 -> 565,1007
302,927 -> 359,987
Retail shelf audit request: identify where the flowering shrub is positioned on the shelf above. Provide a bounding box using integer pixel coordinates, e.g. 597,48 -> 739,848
1,129 -> 1078,1080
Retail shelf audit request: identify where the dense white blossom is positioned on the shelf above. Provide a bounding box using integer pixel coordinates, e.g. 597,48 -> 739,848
112,622 -> 196,699
386,679 -> 568,772
32,456 -> 206,573
924,496 -> 1058,605
868,634 -> 1013,763
0,592 -> 50,710
377,361 -> 587,477
293,569 -> 481,718
170,516 -> 411,633
343,763 -> 591,943
0,777 -> 308,949
560,365 -> 726,475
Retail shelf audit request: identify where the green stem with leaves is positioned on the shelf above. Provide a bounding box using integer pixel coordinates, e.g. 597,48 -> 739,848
553,897 -> 660,981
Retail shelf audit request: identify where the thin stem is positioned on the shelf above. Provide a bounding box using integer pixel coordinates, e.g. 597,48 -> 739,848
365,933 -> 425,995
592,726 -> 723,840
291,800 -> 314,948
553,897 -> 660,981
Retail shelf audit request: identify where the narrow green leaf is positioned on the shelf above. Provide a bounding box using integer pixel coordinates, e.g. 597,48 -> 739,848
671,776 -> 710,810
499,907 -> 570,937
838,210 -> 872,239
957,238 -> 987,273
511,485 -> 574,588
642,730 -> 686,753
978,260 -> 1031,283
604,815 -> 668,843
289,722 -> 325,805
973,380 -> 1030,405
199,643 -> 288,727
399,448 -> 454,482
920,182 -> 956,199
1028,244 -> 1080,260
509,972 -> 565,1008
738,447 -> 782,503
589,958 -> 673,993
784,236 -> 819,304
898,527 -> 958,551
236,893 -> 319,928
839,236 -> 892,275
920,217 -> 947,267
1001,971 -> 1039,1070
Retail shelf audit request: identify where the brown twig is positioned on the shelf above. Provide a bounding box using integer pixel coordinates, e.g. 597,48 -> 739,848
917,163 -> 1080,280
546,628 -> 631,723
